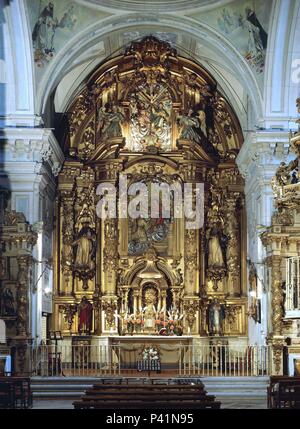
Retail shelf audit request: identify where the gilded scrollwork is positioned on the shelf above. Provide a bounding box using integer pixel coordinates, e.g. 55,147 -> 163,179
224,196 -> 241,290
183,300 -> 199,330
69,90 -> 93,140
78,119 -> 95,160
266,256 -> 283,336
60,192 -> 74,284
59,304 -> 78,331
103,218 -> 119,273
271,338 -> 284,375
102,300 -> 117,329
225,304 -> 240,327
17,255 -> 32,337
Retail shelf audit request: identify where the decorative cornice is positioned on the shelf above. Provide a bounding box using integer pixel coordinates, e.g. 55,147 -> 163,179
236,131 -> 291,180
0,128 -> 64,177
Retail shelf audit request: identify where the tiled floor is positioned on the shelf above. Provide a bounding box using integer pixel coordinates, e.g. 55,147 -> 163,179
32,397 -> 267,409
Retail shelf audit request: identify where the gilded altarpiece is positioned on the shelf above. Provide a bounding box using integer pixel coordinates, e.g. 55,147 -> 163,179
52,37 -> 247,343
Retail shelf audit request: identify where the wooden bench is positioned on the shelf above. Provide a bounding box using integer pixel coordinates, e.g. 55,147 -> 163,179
89,383 -> 206,390
0,377 -> 32,409
73,382 -> 221,409
268,376 -> 300,408
0,382 -> 15,409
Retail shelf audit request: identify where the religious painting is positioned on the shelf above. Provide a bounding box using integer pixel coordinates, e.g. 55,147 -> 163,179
193,0 -> 271,75
27,0 -> 109,68
128,179 -> 173,255
31,1 -> 77,66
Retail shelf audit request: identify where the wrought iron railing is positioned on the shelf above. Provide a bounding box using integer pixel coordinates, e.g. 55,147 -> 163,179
178,344 -> 271,377
31,343 -> 271,377
32,344 -> 121,377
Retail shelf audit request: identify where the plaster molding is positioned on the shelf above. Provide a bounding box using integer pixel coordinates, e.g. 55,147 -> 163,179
0,128 -> 64,178
236,131 -> 291,180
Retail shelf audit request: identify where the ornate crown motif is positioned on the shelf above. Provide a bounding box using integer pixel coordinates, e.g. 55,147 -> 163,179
125,36 -> 177,67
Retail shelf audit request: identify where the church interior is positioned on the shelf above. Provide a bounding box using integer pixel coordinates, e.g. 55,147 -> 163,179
0,0 -> 300,410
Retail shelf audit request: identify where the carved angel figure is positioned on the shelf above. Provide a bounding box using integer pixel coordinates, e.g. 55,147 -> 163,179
177,110 -> 202,143
101,105 -> 124,140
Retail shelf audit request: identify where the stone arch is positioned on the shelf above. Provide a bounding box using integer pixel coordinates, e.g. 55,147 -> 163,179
36,14 -> 263,132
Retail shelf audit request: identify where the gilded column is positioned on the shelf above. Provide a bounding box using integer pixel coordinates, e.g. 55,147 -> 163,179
103,218 -> 118,295
16,255 -> 32,337
60,191 -> 74,295
16,254 -> 32,374
269,255 -> 283,336
225,194 -> 241,296
267,255 -> 284,375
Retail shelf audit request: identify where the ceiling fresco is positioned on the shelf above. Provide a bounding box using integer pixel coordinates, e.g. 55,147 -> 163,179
25,0 -> 273,96
26,0 -> 111,68
190,0 -> 272,76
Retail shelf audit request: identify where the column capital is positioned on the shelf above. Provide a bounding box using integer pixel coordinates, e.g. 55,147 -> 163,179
236,130 -> 291,182
0,127 -> 64,178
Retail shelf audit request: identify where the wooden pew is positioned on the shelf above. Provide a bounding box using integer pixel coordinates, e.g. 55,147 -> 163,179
73,382 -> 221,409
0,382 -> 15,409
0,377 -> 32,409
268,376 -> 300,408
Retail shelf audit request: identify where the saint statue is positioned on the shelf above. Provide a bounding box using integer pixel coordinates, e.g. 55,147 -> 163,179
73,223 -> 95,270
78,296 -> 93,334
0,288 -> 15,316
143,287 -> 158,330
206,200 -> 227,274
101,105 -> 124,140
208,299 -> 226,336
207,225 -> 225,269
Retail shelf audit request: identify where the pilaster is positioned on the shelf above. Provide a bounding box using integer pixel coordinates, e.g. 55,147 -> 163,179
236,130 -> 290,346
0,128 -> 64,344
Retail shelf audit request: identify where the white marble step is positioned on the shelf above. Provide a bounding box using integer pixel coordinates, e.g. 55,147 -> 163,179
201,377 -> 268,397
31,376 -> 269,398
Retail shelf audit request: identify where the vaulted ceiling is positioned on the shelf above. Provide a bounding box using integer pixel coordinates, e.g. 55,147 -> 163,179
1,0 -> 299,133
